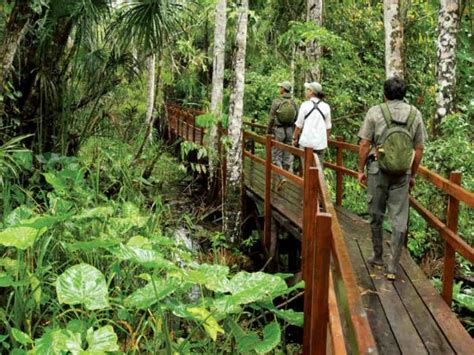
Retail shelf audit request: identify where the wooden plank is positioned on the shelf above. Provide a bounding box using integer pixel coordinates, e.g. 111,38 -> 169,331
338,216 -> 400,354
270,163 -> 304,186
264,135 -> 272,254
399,251 -> 474,354
350,215 -> 453,354
394,264 -> 454,354
324,162 -> 358,179
357,241 -> 428,355
328,139 -> 359,153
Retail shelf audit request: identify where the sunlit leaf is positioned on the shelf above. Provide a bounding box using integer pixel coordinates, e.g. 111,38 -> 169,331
187,264 -> 230,293
56,263 -> 109,310
187,307 -> 224,341
125,277 -> 179,309
11,328 -> 33,345
85,325 -> 119,352
0,226 -> 46,249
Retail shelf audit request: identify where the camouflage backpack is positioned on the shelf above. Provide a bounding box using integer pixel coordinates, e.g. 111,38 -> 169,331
276,99 -> 297,125
377,103 -> 416,175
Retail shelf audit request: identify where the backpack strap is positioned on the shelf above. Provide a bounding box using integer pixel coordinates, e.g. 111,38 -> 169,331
406,106 -> 416,131
379,103 -> 392,128
304,100 -> 326,121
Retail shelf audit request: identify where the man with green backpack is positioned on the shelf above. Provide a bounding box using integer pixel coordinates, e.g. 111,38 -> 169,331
357,77 -> 426,281
267,81 -> 298,175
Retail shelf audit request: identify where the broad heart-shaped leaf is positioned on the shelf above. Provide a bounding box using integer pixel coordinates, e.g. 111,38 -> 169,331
85,325 -> 119,352
227,272 -> 288,304
229,320 -> 281,354
187,264 -> 230,293
4,206 -> 34,227
0,226 -> 46,249
125,277 -> 179,309
254,322 -> 281,354
56,263 -> 109,310
34,328 -> 83,354
114,244 -> 176,270
187,307 -> 224,341
11,328 -> 33,345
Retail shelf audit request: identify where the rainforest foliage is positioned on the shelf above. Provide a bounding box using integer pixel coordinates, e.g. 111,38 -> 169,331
0,0 -> 473,352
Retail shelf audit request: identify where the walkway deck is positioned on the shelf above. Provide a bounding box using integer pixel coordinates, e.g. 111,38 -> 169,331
244,158 -> 474,355
243,157 -> 472,354
167,104 -> 474,354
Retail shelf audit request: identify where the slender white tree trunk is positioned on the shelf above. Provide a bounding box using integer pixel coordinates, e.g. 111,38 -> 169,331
435,0 -> 459,129
145,54 -> 156,141
384,0 -> 404,79
306,0 -> 323,81
209,0 -> 227,182
223,0 -> 248,242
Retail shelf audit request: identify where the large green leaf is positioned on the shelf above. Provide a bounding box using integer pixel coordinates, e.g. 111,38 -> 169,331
0,226 -> 46,249
227,272 -> 288,304
34,329 -> 82,354
187,307 -> 224,341
85,326 -> 119,352
11,328 -> 33,345
56,264 -> 109,310
187,264 -> 230,293
272,309 -> 304,327
254,322 -> 281,354
125,278 -> 179,309
4,206 -> 34,227
114,244 -> 176,270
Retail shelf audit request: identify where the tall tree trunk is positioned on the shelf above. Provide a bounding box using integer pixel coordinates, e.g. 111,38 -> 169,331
0,1 -> 33,123
133,53 -> 157,161
435,0 -> 459,133
306,0 -> 323,82
145,54 -> 156,142
208,0 -> 227,183
223,0 -> 248,242
384,0 -> 404,79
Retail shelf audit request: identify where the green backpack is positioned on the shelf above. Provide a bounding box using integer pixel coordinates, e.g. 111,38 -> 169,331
377,103 -> 416,175
276,99 -> 297,125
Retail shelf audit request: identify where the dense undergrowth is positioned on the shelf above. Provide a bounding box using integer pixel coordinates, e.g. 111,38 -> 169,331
0,137 -> 303,354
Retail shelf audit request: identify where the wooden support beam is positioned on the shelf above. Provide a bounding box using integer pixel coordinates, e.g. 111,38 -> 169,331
336,136 -> 344,206
311,212 -> 332,355
263,135 -> 272,255
442,171 -> 461,306
302,151 -> 317,355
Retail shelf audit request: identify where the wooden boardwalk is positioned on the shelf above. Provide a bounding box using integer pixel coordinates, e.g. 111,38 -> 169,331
167,104 -> 474,354
243,157 -> 472,354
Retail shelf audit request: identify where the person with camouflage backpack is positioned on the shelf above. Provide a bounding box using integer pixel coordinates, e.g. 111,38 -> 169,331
357,77 -> 427,281
267,81 -> 299,176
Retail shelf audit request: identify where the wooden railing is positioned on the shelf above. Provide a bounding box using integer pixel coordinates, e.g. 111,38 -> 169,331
326,137 -> 474,307
242,132 -> 376,355
167,104 -> 205,145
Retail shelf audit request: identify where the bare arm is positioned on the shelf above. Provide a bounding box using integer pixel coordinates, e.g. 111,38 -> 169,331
357,139 -> 371,187
409,145 -> 424,188
292,126 -> 302,146
326,129 -> 331,141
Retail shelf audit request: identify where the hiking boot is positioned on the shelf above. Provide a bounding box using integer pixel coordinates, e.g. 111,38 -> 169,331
385,231 -> 405,281
368,227 -> 384,267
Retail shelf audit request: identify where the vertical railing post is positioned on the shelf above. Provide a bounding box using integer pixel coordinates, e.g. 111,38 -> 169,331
302,148 -> 317,354
311,212 -> 332,355
336,136 -> 344,206
192,114 -> 196,143
442,171 -> 461,306
200,127 -> 204,146
251,118 -> 256,154
263,134 -> 272,254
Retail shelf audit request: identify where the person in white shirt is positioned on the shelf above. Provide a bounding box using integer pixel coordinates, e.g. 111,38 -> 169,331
292,82 -> 332,165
